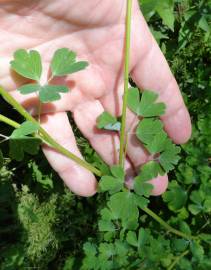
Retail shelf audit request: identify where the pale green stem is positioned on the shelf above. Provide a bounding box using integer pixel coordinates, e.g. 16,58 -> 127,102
119,0 -> 133,167
167,250 -> 189,270
0,86 -> 102,177
142,207 -> 197,241
0,114 -> 20,129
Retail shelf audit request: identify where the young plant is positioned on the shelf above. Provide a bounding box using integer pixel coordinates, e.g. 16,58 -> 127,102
0,1 -> 206,269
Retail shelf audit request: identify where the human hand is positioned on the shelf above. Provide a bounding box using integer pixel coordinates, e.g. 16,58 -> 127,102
0,0 -> 191,196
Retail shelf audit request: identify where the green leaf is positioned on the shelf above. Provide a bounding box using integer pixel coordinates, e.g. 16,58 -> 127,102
9,121 -> 41,161
11,49 -> 42,81
108,191 -> 139,230
128,87 -> 140,114
139,91 -> 166,117
159,139 -> 181,172
98,220 -> 115,232
11,121 -> 39,138
126,231 -> 138,247
9,137 -> 41,161
156,0 -> 175,31
163,180 -> 187,211
134,161 -> 163,197
190,241 -> 204,261
18,84 -> 40,95
172,239 -> 189,252
136,118 -> 168,154
136,118 -> 164,145
50,48 -> 89,77
97,112 -> 121,131
128,88 -> 166,117
99,165 -> 124,194
39,85 -> 69,103
0,150 -> 3,169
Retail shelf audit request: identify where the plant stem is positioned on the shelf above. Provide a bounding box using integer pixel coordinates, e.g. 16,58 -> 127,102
0,114 -> 20,129
0,86 -> 102,177
142,207 -> 197,241
167,250 -> 189,270
119,0 -> 133,167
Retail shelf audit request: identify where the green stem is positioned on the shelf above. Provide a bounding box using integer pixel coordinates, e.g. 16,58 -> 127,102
0,114 -> 20,129
167,250 -> 189,270
119,0 -> 133,167
142,207 -> 197,241
0,86 -> 102,177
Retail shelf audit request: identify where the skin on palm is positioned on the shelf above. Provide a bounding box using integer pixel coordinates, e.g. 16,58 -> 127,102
0,0 -> 192,196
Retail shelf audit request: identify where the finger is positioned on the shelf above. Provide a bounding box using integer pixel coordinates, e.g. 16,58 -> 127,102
130,10 -> 191,144
75,99 -> 168,196
73,99 -> 133,169
40,111 -> 97,197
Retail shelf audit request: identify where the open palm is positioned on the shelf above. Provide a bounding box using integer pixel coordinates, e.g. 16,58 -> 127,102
0,0 -> 191,196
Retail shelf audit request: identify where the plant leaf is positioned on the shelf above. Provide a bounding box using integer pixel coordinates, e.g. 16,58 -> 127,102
18,84 -> 40,95
97,112 -> 121,131
39,85 -> 69,103
50,48 -> 89,77
139,90 -> 166,117
128,88 -> 166,117
108,191 -> 139,230
159,139 -> 181,172
11,49 -> 42,81
9,121 -> 41,161
128,87 -> 140,114
134,161 -> 163,197
99,165 -> 124,194
9,137 -> 41,161
11,121 -> 39,138
136,118 -> 164,145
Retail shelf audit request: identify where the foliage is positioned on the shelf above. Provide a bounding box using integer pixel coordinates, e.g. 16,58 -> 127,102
0,0 -> 211,270
11,48 -> 88,103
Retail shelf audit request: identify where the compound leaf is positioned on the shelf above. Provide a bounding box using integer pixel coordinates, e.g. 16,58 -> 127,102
11,49 -> 42,81
51,48 -> 88,77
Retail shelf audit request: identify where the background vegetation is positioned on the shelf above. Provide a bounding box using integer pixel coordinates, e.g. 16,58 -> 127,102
0,0 -> 210,269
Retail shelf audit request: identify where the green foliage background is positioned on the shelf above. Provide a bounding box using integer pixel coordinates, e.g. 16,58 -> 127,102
0,0 -> 210,269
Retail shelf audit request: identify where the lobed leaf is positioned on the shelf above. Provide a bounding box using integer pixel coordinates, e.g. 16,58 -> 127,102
11,49 -> 42,81
39,85 -> 69,103
97,112 -> 121,131
128,88 -> 166,117
50,48 -> 89,77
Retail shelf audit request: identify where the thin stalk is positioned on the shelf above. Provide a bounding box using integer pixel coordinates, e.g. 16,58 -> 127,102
142,207 -> 197,241
0,86 -> 102,177
0,114 -> 20,129
119,0 -> 133,167
167,250 -> 189,270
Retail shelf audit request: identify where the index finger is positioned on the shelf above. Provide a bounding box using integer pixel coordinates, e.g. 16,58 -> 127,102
130,7 -> 191,144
